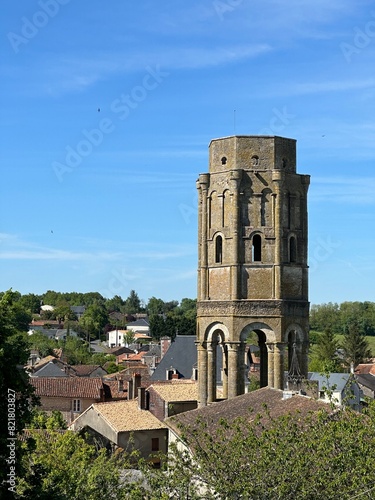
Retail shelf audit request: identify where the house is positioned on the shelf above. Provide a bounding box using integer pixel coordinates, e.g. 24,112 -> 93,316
306,372 -> 362,409
69,398 -> 168,464
71,365 -> 108,378
355,374 -> 375,399
70,305 -> 86,319
107,329 -> 130,348
147,380 -> 198,421
126,318 -> 150,335
28,355 -> 76,377
30,377 -> 105,425
152,335 -> 210,381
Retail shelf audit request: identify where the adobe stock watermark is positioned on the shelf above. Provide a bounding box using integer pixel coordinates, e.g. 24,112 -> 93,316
52,65 -> 169,182
101,266 -> 130,299
179,190 -> 198,225
309,235 -> 341,274
213,0 -> 244,21
340,11 -> 375,63
6,388 -> 17,493
7,0 -> 72,54
258,106 -> 296,136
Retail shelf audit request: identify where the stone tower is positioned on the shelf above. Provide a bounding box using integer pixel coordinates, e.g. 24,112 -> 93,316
196,135 -> 310,407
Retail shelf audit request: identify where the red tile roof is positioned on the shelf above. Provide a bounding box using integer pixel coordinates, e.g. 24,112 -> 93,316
31,377 -> 104,399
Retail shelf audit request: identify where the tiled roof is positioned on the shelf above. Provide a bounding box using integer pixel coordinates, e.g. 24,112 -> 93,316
71,365 -> 106,376
356,374 -> 375,391
355,364 -> 375,375
91,400 -> 167,432
149,380 -> 198,402
31,377 -> 103,399
166,388 -> 332,437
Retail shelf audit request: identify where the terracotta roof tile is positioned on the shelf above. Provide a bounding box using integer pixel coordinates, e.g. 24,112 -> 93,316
91,400 -> 167,432
31,377 -> 104,399
149,380 -> 197,402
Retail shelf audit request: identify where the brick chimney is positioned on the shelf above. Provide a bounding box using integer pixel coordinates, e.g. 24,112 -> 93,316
132,373 -> 141,399
138,387 -> 148,410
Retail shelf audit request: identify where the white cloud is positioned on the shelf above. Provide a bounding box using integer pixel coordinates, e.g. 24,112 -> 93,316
311,176 -> 375,204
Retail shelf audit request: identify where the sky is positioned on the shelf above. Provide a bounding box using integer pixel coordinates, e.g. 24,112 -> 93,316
1,0 -> 375,306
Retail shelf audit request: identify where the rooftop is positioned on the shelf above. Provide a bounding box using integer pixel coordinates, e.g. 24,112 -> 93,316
31,377 -> 103,399
89,400 -> 167,432
148,380 -> 198,402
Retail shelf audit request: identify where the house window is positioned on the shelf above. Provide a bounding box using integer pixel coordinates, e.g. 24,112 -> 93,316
72,399 -> 81,413
215,235 -> 223,264
252,234 -> 262,262
151,438 -> 159,452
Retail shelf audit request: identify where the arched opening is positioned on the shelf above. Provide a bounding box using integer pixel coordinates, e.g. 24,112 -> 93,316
252,234 -> 261,262
289,236 -> 297,263
215,235 -> 223,263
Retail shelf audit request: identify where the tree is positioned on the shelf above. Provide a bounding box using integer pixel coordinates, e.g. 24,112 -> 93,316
125,290 -> 141,314
341,319 -> 371,368
0,291 -> 38,491
17,430 -> 143,499
80,304 -> 109,341
309,302 -> 341,334
143,401 -> 375,499
18,294 -> 42,315
146,297 -> 165,317
310,328 -> 342,373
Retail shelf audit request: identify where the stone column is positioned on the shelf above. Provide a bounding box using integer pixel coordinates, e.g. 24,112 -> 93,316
197,174 -> 209,300
273,342 -> 285,390
227,342 -> 240,399
229,170 -> 242,300
266,343 -> 274,388
197,342 -> 208,407
271,172 -> 284,299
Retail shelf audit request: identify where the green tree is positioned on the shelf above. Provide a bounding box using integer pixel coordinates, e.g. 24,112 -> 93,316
146,297 -> 165,317
18,294 -> 42,315
145,401 -> 375,499
310,328 -> 342,373
0,291 -> 38,490
125,290 -> 142,314
17,430 -> 142,499
309,302 -> 341,334
341,319 -> 371,369
80,304 -> 109,341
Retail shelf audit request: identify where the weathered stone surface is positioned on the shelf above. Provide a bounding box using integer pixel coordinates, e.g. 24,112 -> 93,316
196,136 -> 310,406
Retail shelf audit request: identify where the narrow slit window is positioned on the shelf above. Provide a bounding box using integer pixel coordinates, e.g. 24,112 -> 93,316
252,234 -> 262,262
289,237 -> 297,263
215,235 -> 223,263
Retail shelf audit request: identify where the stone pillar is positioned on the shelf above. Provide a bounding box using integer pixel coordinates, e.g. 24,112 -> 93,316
273,342 -> 285,390
266,343 -> 274,388
207,343 -> 217,404
197,343 -> 208,407
272,172 -> 283,299
197,174 -> 209,300
227,342 -> 240,399
229,170 -> 242,300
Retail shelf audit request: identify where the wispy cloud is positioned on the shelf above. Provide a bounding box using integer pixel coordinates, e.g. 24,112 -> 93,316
311,176 -> 375,204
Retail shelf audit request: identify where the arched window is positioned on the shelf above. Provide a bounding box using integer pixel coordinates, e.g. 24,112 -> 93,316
252,234 -> 261,262
289,236 -> 297,263
215,235 -> 223,263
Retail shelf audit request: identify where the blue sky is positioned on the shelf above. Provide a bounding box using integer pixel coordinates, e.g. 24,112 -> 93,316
1,0 -> 375,306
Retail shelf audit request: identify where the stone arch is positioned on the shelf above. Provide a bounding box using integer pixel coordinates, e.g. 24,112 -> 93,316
240,322 -> 276,388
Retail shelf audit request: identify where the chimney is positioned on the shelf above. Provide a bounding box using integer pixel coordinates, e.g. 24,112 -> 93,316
138,387 -> 148,410
160,336 -> 172,358
128,378 -> 133,400
132,373 -> 141,399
